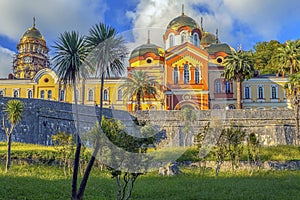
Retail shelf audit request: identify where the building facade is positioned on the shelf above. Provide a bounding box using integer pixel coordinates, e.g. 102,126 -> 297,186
0,11 -> 289,111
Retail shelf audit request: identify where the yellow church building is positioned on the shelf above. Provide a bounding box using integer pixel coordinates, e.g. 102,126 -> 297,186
0,8 -> 289,111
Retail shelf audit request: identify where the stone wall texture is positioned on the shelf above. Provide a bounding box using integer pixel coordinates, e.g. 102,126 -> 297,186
0,97 -> 296,146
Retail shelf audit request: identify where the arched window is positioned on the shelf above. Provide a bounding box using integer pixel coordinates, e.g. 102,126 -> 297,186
193,33 -> 198,47
228,105 -> 236,110
174,67 -> 179,84
27,90 -> 33,99
271,86 -> 277,99
40,90 -> 45,99
13,90 -> 19,98
59,90 -> 65,101
103,89 -> 109,101
117,89 -> 123,101
48,90 -> 52,100
88,89 -> 94,101
258,86 -> 264,99
181,32 -> 187,43
169,35 -> 174,48
225,81 -> 231,93
245,87 -> 250,99
215,80 -> 221,94
195,67 -> 200,84
0,90 -> 3,97
184,64 -> 189,84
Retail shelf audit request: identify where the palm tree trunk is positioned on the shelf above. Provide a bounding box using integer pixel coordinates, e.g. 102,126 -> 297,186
137,92 -> 141,110
5,133 -> 12,173
72,83 -> 82,200
236,78 -> 242,109
295,104 -> 299,146
77,73 -> 105,199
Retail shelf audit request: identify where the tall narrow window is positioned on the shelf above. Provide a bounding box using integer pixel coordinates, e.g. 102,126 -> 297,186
215,80 -> 221,93
75,89 -> 80,101
245,87 -> 250,99
193,34 -> 198,46
117,89 -> 123,101
195,67 -> 200,84
181,32 -> 187,43
88,89 -> 94,101
258,86 -> 264,99
13,90 -> 19,98
59,90 -> 65,101
28,90 -> 33,99
271,86 -> 277,99
225,81 -> 231,93
104,89 -> 109,101
184,64 -> 189,84
48,90 -> 52,100
40,90 -> 45,99
174,67 -> 179,84
0,90 -> 3,97
169,35 -> 174,48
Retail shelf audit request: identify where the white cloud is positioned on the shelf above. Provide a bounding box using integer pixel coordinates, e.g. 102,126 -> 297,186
0,46 -> 14,78
0,0 -> 107,48
126,0 -> 300,50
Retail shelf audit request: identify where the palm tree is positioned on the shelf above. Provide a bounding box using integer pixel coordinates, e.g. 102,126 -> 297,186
122,70 -> 158,111
223,50 -> 254,109
2,100 -> 24,172
76,23 -> 127,199
284,73 -> 300,146
52,31 -> 89,200
275,40 -> 300,75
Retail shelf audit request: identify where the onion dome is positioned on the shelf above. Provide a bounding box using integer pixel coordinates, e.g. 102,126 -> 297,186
205,43 -> 233,55
200,32 -> 217,46
167,14 -> 199,32
20,18 -> 45,43
130,43 -> 163,60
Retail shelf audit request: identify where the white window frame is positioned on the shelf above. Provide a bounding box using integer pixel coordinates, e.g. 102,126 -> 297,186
88,89 -> 94,102
13,89 -> 19,98
27,89 -> 33,99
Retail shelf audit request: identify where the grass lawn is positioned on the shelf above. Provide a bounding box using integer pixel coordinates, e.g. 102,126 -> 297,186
0,142 -> 300,199
0,165 -> 300,200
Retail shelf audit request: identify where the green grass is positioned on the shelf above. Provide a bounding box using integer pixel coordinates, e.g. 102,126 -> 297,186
0,165 -> 300,200
0,143 -> 300,199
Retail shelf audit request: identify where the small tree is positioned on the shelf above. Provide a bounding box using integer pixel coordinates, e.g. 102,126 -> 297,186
52,131 -> 74,176
213,127 -> 228,177
2,100 -> 24,172
180,107 -> 196,147
247,133 -> 260,176
226,124 -> 246,172
194,122 -> 209,175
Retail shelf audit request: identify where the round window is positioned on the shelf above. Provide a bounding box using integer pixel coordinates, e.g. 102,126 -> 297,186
146,58 -> 152,64
217,57 -> 223,64
44,78 -> 49,83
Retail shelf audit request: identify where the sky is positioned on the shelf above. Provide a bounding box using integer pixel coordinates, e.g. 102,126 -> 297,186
0,0 -> 300,78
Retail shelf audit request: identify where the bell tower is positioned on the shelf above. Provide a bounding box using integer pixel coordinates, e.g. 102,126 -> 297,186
13,18 -> 49,79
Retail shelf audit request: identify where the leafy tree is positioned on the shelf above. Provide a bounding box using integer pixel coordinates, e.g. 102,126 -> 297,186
52,31 -> 89,200
226,124 -> 246,172
77,23 -> 128,200
253,40 -> 282,74
2,100 -> 24,172
52,131 -> 74,176
284,73 -> 300,145
247,133 -> 260,175
213,127 -> 228,177
81,117 -> 155,200
122,70 -> 158,111
223,50 -> 255,109
274,40 -> 300,75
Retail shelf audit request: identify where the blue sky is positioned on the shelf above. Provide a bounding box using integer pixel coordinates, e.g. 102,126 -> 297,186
0,0 -> 300,77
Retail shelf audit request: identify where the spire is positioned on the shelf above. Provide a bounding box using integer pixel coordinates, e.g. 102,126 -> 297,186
216,28 -> 219,44
33,17 -> 36,28
182,4 -> 184,16
147,30 -> 150,44
201,17 -> 203,31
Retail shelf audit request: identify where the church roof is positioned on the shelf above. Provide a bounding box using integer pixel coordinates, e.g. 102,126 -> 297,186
130,43 -> 163,60
167,14 -> 199,31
